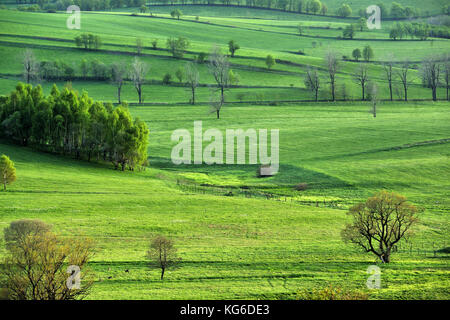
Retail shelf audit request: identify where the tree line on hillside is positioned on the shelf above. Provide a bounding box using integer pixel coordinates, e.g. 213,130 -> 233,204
15,0 -> 448,18
0,82 -> 149,171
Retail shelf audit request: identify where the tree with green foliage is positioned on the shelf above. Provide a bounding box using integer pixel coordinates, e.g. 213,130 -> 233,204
175,68 -> 184,83
228,40 -> 240,58
342,191 -> 419,263
0,155 -> 16,191
308,0 -> 321,14
297,23 -> 304,35
265,54 -> 275,69
343,24 -> 355,39
357,17 -> 366,31
352,48 -> 361,61
166,37 -> 189,58
170,9 -> 182,20
363,45 -> 374,62
336,3 -> 352,17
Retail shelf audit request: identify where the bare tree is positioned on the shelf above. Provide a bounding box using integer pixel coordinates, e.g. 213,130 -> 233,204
443,54 -> 450,101
185,62 -> 199,105
22,49 -> 39,84
208,46 -> 230,118
369,82 -> 378,118
397,61 -> 411,101
136,38 -> 143,56
147,235 -> 180,280
353,64 -> 369,101
324,50 -> 339,101
130,57 -> 148,104
382,54 -> 395,101
304,68 -> 320,101
111,62 -> 127,104
341,191 -> 419,263
421,56 -> 441,101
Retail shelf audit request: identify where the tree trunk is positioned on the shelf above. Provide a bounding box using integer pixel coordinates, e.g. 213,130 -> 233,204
331,81 -> 335,101
3,181 -> 6,191
404,85 -> 408,101
161,268 -> 165,280
118,86 -> 121,104
315,89 -> 318,101
362,85 -> 365,101
432,87 -> 437,101
216,110 -> 220,119
191,87 -> 195,105
389,82 -> 393,101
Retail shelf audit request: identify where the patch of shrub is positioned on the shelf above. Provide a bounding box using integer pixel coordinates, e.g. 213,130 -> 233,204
294,183 -> 308,191
297,284 -> 369,300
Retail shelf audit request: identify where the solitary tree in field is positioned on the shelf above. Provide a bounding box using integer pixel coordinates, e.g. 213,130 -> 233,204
341,191 -> 419,263
343,24 -> 355,39
175,67 -> 184,83
130,57 -> 148,104
304,68 -> 320,101
111,62 -> 127,104
136,38 -> 143,56
336,3 -> 352,17
363,45 -> 374,62
324,50 -> 339,101
397,61 -> 411,101
1,220 -> 95,300
170,9 -> 182,20
228,40 -> 240,58
421,56 -> 441,101
208,47 -> 230,117
382,54 -> 395,101
185,62 -> 199,105
352,48 -> 361,61
0,155 -> 16,191
166,37 -> 189,58
147,235 -> 180,280
265,54 -> 275,70
22,49 -> 39,84
357,17 -> 367,31
353,64 -> 369,101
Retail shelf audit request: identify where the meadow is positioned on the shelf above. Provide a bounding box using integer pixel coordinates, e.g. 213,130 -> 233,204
0,3 -> 449,300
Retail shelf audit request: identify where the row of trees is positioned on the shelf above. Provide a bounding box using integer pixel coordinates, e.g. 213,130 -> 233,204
0,82 -> 149,170
305,52 -> 450,102
389,22 -> 450,41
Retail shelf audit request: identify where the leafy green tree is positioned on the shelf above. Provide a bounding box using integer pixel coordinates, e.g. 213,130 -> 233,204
357,17 -> 366,31
166,37 -> 189,58
352,48 -> 361,61
265,54 -> 275,69
175,68 -> 184,83
308,0 -> 321,14
336,3 -> 352,17
170,9 -> 182,20
228,40 -> 240,58
343,24 -> 355,39
0,155 -> 16,191
363,45 -> 374,62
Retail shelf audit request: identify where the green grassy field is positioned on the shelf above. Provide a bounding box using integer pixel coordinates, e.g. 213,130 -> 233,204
0,4 -> 449,300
